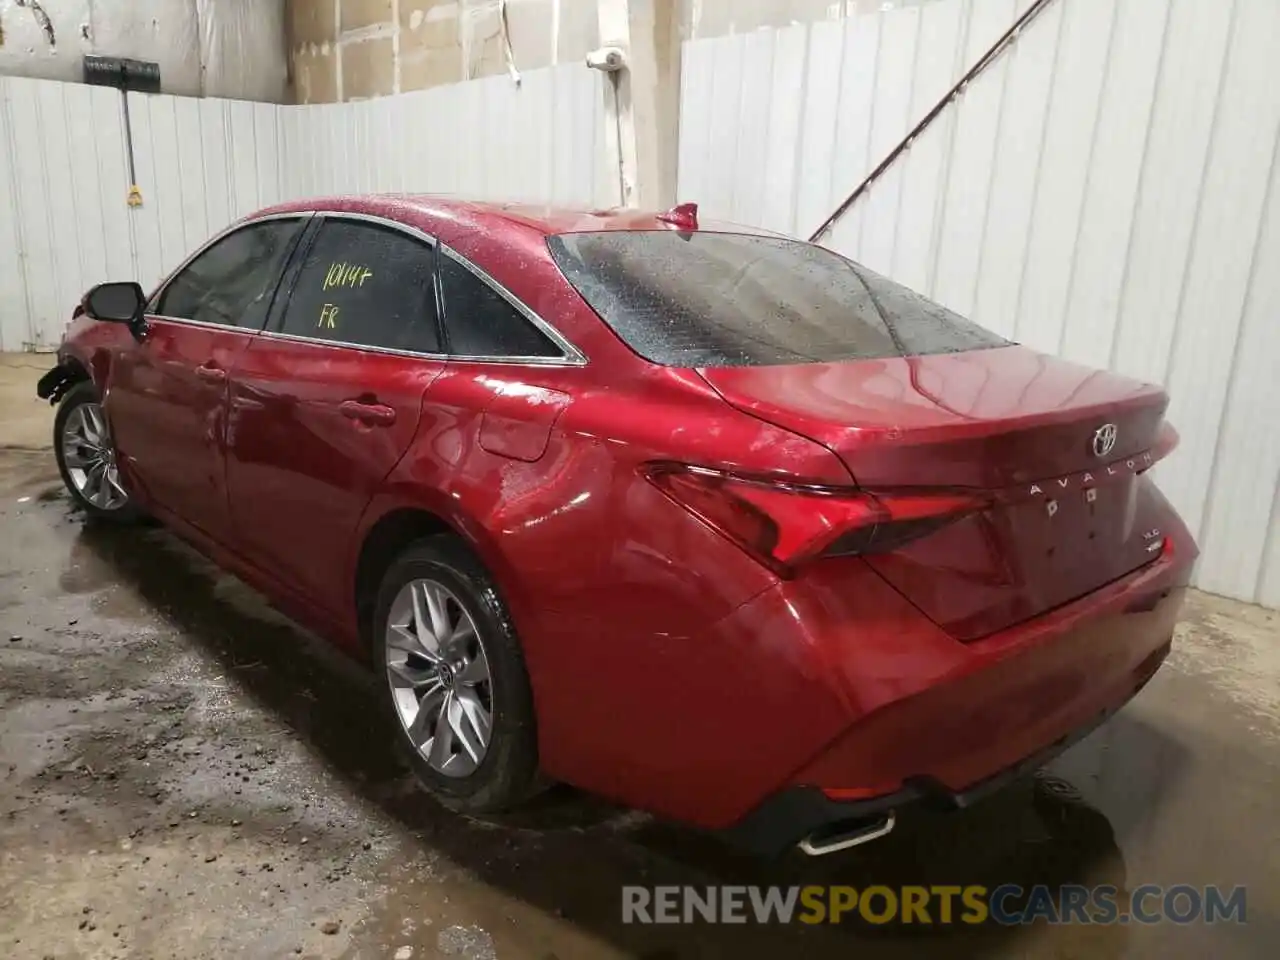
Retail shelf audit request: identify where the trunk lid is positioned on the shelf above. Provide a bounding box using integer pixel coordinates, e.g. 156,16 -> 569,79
698,345 -> 1174,640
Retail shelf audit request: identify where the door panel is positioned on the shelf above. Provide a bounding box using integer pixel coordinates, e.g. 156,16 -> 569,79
224,214 -> 446,615
107,319 -> 255,536
104,216 -> 309,539
226,338 -> 445,613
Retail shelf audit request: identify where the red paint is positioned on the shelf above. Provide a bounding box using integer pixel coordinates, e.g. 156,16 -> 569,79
225,335 -> 444,621
701,349 -> 1179,638
656,202 -> 700,230
478,383 -> 571,462
56,195 -> 1198,836
106,320 -> 256,536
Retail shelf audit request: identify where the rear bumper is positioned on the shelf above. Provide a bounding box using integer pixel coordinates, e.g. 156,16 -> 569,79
721,639 -> 1168,857
710,533 -> 1193,854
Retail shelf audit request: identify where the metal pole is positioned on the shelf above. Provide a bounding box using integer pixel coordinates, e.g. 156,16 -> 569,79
809,0 -> 1060,244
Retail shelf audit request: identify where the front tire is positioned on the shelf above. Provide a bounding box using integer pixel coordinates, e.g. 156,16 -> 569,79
372,535 -> 541,813
53,382 -> 142,523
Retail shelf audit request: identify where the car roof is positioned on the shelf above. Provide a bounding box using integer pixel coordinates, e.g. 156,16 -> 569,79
248,194 -> 783,242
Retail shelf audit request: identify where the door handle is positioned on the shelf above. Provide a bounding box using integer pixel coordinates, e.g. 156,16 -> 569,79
196,363 -> 227,383
340,399 -> 397,426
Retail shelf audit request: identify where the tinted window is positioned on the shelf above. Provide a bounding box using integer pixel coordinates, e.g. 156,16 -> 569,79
439,253 -> 563,359
547,231 -> 1007,367
279,220 -> 440,353
156,219 -> 303,328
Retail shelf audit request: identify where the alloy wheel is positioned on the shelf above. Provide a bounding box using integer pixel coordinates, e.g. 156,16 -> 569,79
62,402 -> 129,511
384,578 -> 493,777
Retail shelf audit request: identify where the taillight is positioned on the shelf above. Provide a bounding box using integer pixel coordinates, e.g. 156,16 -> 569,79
642,463 -> 987,577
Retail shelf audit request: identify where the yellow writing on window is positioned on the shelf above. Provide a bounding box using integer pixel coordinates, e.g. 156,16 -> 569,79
319,303 -> 339,329
323,262 -> 374,291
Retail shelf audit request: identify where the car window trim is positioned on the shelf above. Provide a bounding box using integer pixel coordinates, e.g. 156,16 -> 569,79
146,212 -> 315,329
437,244 -> 587,366
263,216 -> 324,334
256,211 -> 588,368
262,211 -> 447,358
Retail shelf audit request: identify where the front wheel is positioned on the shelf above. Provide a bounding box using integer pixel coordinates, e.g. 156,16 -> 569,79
53,382 -> 142,523
372,535 -> 542,813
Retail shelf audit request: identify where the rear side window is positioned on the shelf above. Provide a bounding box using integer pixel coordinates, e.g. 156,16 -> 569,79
438,253 -> 564,359
547,231 -> 1007,367
278,220 -> 440,353
156,219 -> 303,328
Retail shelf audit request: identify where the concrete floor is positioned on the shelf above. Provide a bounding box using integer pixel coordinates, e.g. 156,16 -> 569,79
1,354 -> 1277,959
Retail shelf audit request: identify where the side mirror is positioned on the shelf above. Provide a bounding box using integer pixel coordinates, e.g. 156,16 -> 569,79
83,282 -> 147,340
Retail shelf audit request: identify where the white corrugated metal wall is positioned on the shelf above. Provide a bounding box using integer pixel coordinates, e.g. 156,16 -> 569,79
0,64 -> 608,353
121,93 -> 286,321
0,79 -> 147,353
677,0 -> 1280,609
276,68 -> 610,208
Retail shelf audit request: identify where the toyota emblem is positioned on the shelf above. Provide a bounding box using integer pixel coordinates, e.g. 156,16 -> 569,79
1092,423 -> 1118,458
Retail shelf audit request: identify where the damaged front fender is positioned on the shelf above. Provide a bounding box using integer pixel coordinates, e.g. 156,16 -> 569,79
35,362 -> 87,405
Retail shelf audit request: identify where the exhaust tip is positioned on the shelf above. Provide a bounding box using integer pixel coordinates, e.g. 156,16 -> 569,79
798,811 -> 896,856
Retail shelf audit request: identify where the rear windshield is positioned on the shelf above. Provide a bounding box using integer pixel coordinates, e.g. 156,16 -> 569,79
547,231 -> 1007,367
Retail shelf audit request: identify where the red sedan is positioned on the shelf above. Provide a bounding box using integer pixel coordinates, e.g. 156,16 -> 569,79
38,196 -> 1196,856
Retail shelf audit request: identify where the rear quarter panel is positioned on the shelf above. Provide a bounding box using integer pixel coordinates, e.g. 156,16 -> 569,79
359,362 -> 854,808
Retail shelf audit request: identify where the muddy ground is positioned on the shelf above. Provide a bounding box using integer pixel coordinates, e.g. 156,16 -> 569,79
1,356 -> 1278,959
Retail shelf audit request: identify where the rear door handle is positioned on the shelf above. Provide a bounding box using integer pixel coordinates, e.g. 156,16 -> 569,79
196,363 -> 227,384
340,399 -> 397,426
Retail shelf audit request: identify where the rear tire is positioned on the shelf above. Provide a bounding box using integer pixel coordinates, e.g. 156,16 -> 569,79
53,382 -> 143,524
372,535 -> 542,813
